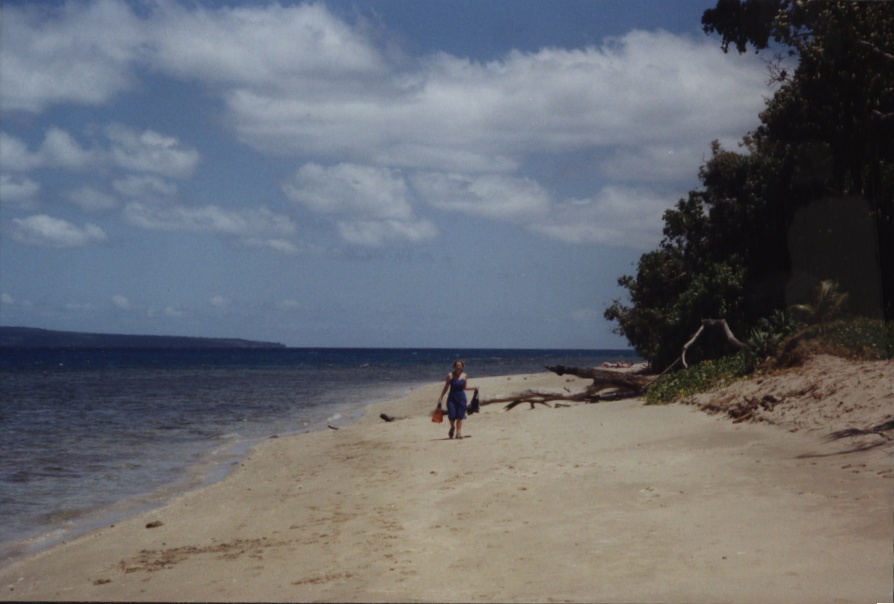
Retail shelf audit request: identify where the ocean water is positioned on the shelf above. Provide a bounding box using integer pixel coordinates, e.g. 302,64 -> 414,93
0,347 -> 638,565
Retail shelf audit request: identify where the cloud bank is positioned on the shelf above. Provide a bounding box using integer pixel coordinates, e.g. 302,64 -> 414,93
1,1 -> 769,251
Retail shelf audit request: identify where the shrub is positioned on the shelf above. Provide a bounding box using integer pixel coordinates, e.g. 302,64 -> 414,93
744,309 -> 799,369
777,317 -> 893,365
644,354 -> 749,404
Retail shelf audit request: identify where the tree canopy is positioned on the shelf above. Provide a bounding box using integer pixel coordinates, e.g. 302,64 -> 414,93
606,1 -> 893,369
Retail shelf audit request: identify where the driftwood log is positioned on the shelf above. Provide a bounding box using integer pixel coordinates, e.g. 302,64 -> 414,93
449,319 -> 746,413
480,365 -> 653,410
546,365 -> 652,394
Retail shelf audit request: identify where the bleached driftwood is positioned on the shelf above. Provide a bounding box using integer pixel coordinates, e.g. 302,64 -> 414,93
478,365 -> 651,411
680,319 -> 746,369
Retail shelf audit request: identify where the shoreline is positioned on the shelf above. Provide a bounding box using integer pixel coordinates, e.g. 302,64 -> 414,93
2,362 -> 891,602
0,384 -> 387,570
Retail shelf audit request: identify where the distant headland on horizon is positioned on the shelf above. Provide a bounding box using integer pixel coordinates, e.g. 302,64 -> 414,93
0,326 -> 286,349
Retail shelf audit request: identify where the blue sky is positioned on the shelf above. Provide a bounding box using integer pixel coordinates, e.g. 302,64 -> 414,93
0,0 -> 770,348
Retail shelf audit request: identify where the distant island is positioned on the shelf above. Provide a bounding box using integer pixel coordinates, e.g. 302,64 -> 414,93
0,327 -> 286,349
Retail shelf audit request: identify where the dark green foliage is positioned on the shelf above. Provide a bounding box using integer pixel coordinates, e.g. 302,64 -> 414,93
744,309 -> 799,369
831,319 -> 893,360
787,318 -> 894,362
606,2 -> 894,367
644,354 -> 749,405
645,317 -> 890,405
788,279 -> 849,330
821,318 -> 894,360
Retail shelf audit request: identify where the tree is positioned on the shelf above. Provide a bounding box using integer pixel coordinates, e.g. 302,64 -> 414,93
606,143 -> 764,369
606,1 -> 893,367
704,0 -> 894,321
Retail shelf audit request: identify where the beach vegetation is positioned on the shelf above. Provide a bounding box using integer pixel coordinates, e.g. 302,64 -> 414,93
645,315 -> 892,404
776,317 -> 894,366
787,279 -> 849,332
644,354 -> 749,405
605,1 -> 894,369
743,309 -> 799,370
818,318 -> 894,360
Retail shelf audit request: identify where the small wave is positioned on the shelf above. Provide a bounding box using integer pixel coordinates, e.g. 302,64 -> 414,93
212,432 -> 240,441
37,507 -> 90,525
6,470 -> 32,484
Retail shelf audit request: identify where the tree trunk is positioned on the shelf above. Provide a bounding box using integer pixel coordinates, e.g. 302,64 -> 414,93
476,366 -> 652,411
679,319 -> 746,369
544,365 -> 652,395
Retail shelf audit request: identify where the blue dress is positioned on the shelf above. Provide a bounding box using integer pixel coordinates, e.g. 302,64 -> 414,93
447,378 -> 468,421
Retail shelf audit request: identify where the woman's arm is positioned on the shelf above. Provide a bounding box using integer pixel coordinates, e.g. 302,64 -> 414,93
437,374 -> 451,403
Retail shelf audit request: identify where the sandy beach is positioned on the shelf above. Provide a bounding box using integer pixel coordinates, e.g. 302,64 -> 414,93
2,356 -> 891,603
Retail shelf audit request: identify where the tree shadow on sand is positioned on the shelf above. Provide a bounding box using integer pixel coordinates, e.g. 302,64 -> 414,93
797,419 -> 894,458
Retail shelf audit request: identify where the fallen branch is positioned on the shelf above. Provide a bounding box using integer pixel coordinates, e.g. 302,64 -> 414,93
545,365 -> 652,396
476,365 -> 652,411
502,399 -> 553,411
480,390 -> 573,408
697,394 -> 782,423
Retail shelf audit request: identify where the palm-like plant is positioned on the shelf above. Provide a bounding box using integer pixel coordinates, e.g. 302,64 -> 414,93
745,309 -> 799,368
789,280 -> 849,330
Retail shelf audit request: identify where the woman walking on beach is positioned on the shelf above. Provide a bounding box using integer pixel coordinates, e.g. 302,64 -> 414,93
438,359 -> 477,439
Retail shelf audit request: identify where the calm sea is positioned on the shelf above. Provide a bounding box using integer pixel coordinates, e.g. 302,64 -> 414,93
0,347 -> 637,565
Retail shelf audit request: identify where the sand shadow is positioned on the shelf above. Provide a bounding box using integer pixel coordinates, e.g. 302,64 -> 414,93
824,419 -> 894,441
795,420 -> 893,458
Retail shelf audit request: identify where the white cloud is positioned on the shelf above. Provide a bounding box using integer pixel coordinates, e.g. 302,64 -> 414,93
205,16 -> 764,246
285,163 -> 413,219
1,129 -> 96,172
1,1 -> 771,250
164,306 -> 186,318
145,2 -> 387,87
0,133 -> 42,172
210,295 -> 230,308
277,299 -> 302,311
335,218 -> 437,246
41,127 -> 97,169
2,293 -> 33,309
413,173 -> 671,249
531,185 -> 671,249
242,237 -> 305,256
113,175 -> 179,199
8,214 -> 107,247
413,172 -> 551,222
0,174 -> 40,209
2,126 -> 196,179
112,294 -> 130,309
598,143 -> 712,184
66,186 -> 119,212
220,29 -> 766,179
0,0 -> 144,112
283,163 -> 437,246
105,124 -> 200,178
123,202 -> 295,238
